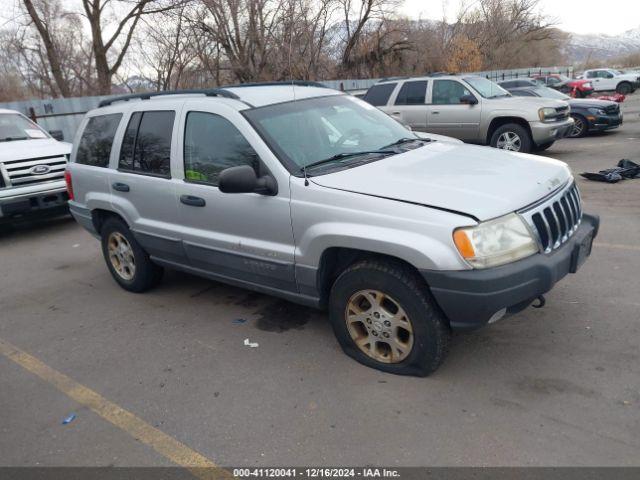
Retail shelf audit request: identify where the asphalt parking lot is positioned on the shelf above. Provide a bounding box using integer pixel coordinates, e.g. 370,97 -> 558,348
1,94 -> 639,469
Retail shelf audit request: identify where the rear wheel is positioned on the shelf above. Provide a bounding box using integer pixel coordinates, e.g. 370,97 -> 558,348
100,217 -> 163,292
616,82 -> 632,95
328,259 -> 450,377
568,114 -> 588,138
490,123 -> 533,153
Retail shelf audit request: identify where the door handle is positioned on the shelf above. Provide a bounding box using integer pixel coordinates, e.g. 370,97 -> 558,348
391,111 -> 401,116
112,182 -> 130,192
180,195 -> 206,207
431,111 -> 440,115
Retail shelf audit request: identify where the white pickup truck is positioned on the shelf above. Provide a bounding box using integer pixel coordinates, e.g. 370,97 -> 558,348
581,69 -> 640,94
0,109 -> 71,223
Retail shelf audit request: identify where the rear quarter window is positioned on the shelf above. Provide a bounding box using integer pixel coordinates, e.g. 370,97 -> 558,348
76,113 -> 122,167
363,83 -> 397,106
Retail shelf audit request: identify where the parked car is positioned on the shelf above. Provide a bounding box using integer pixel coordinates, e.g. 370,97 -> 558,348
0,109 -> 72,223
364,75 -> 574,153
531,74 -> 595,98
66,84 -> 599,376
505,85 -> 623,138
580,69 -> 640,94
497,78 -> 538,89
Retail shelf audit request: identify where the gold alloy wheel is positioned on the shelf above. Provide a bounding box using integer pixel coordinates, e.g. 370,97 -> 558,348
107,232 -> 136,281
345,290 -> 414,364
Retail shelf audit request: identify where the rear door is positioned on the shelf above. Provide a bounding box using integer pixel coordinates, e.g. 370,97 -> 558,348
427,79 -> 481,141
388,80 -> 429,131
174,102 -> 297,293
109,106 -> 185,263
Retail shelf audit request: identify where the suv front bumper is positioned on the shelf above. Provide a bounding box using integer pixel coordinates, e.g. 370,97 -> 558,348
530,118 -> 575,145
421,213 -> 600,330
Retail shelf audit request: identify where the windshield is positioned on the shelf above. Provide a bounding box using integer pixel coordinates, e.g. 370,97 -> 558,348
532,87 -> 570,100
0,114 -> 49,142
464,77 -> 510,99
244,95 -> 421,174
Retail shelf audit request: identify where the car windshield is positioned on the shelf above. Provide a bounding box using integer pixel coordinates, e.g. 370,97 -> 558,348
0,114 -> 48,142
531,87 -> 570,100
463,77 -> 510,99
244,95 -> 423,174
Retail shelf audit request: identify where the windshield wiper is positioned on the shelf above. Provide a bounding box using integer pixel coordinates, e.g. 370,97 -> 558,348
303,150 -> 396,172
0,136 -> 29,142
382,137 -> 431,149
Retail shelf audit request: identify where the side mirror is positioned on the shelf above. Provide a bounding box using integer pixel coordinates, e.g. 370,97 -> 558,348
460,94 -> 478,105
49,130 -> 64,141
218,165 -> 277,196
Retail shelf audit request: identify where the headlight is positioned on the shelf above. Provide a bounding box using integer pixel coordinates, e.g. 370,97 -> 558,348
583,82 -> 593,89
588,107 -> 606,115
453,213 -> 538,269
538,107 -> 557,122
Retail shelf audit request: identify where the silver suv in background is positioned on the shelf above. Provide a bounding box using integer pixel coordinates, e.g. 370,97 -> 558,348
0,109 -> 71,223
67,84 -> 598,376
364,75 -> 574,153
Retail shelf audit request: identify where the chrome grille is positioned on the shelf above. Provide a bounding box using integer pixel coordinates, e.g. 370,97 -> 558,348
519,182 -> 582,253
0,155 -> 67,187
555,106 -> 570,120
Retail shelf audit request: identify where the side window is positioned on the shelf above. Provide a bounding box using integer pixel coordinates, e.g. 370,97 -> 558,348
432,80 -> 473,105
119,111 -> 174,177
512,90 -> 534,97
586,71 -> 596,79
363,83 -> 397,106
76,114 -> 122,167
394,81 -> 428,105
547,77 -> 560,85
183,112 -> 258,186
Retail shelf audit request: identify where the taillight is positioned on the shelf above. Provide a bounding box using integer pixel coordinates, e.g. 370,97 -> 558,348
64,170 -> 74,200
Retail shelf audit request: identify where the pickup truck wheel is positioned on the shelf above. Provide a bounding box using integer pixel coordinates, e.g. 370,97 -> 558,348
616,82 -> 632,95
100,217 -> 163,293
328,260 -> 450,377
490,124 -> 532,153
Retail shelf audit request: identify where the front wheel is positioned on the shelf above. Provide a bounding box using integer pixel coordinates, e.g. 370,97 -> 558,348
568,114 -> 588,138
490,123 -> 533,153
100,217 -> 163,293
328,260 -> 450,376
616,82 -> 632,95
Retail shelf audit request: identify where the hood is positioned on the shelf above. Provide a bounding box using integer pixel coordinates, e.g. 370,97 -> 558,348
0,138 -> 72,163
569,98 -> 617,109
487,96 -> 568,116
311,142 -> 571,221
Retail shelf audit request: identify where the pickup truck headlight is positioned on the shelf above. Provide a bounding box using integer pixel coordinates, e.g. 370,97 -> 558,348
453,213 -> 538,268
538,107 -> 557,122
583,82 -> 593,89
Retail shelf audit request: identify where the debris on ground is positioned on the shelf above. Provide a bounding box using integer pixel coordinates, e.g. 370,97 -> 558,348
243,338 -> 259,348
61,413 -> 77,425
581,159 -> 640,183
596,93 -> 625,103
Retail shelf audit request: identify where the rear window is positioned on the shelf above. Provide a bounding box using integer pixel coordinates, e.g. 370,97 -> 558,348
394,81 -> 428,105
119,111 -> 175,177
76,114 -> 122,167
363,83 -> 397,106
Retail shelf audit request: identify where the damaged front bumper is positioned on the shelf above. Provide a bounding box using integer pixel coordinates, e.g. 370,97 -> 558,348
421,214 -> 600,330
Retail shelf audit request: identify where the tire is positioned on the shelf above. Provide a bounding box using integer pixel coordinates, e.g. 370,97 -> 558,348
568,114 -> 588,138
328,259 -> 450,377
616,82 -> 632,95
534,141 -> 554,152
490,123 -> 533,153
100,217 -> 163,293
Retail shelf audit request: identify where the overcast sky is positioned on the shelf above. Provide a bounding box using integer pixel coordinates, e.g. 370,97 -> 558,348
401,0 -> 640,35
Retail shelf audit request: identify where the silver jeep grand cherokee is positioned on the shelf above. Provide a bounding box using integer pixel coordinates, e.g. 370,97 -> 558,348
66,83 -> 599,376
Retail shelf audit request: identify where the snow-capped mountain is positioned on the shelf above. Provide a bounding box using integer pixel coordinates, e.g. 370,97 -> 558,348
566,27 -> 640,63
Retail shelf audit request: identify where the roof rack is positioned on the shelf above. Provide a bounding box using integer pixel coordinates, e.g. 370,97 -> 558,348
98,88 -> 240,108
378,76 -> 409,82
222,80 -> 328,89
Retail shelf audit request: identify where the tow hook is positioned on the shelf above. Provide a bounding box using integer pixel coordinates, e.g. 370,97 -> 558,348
532,295 -> 546,309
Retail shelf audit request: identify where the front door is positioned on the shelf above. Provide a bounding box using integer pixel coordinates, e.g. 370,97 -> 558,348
427,79 -> 481,142
174,103 -> 297,293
